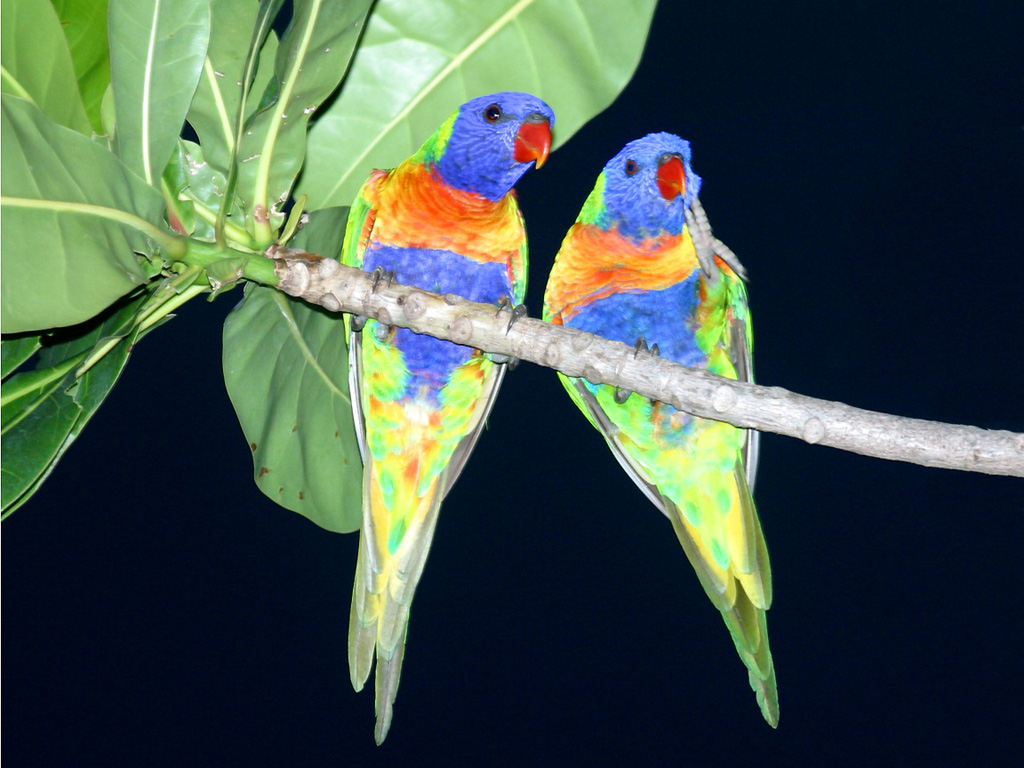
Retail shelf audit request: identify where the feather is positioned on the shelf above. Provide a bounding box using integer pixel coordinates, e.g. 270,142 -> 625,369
340,92 -> 554,743
544,132 -> 779,728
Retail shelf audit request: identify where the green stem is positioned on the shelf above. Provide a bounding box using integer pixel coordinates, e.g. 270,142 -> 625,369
72,241 -> 281,379
0,353 -> 85,408
137,284 -> 208,333
0,196 -> 186,259
191,199 -> 257,249
218,0 -> 286,246
181,240 -> 280,286
251,0 -> 324,245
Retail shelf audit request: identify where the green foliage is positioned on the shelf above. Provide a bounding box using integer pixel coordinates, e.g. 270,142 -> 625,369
299,0 -> 658,209
224,209 -> 363,532
108,0 -> 212,186
1,97 -> 170,333
50,0 -> 111,133
1,0 -> 91,133
0,0 -> 657,522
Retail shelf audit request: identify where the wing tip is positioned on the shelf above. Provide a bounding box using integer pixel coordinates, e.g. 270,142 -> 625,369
750,666 -> 780,728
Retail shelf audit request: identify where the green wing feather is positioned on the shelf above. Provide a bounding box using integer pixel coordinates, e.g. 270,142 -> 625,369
556,265 -> 778,726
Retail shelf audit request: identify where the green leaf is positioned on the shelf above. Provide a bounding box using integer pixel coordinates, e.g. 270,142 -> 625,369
1,335 -> 42,379
0,96 -> 173,333
234,0 -> 372,241
0,0 -> 91,133
222,207 -> 362,533
186,0 -> 264,176
1,291 -> 148,516
162,139 -> 248,242
297,0 -> 658,210
51,0 -> 112,134
108,0 -> 212,186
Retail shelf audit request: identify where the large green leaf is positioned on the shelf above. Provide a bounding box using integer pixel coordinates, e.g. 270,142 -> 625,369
297,0 -> 658,210
0,96 -> 173,333
1,290 -> 149,516
222,207 -> 362,533
51,0 -> 111,134
185,0 -> 266,176
234,0 -> 372,240
0,0 -> 91,134
108,0 -> 211,186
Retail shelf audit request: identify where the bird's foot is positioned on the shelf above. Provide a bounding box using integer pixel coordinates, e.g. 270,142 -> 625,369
370,265 -> 396,293
495,296 -> 529,333
685,197 -> 749,283
488,297 -> 526,367
615,338 -> 660,403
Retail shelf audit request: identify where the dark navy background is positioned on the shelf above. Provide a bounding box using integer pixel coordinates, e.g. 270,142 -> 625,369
5,2 -> 1024,765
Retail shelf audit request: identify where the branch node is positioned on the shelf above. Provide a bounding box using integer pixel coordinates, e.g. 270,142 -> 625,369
277,259 -> 311,295
451,316 -> 474,344
402,291 -> 428,320
712,383 -> 738,413
570,329 -> 593,353
443,293 -> 463,306
542,342 -> 562,367
316,257 -> 341,279
802,417 -> 826,445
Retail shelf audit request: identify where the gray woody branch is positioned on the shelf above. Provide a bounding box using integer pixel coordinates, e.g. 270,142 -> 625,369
267,249 -> 1024,478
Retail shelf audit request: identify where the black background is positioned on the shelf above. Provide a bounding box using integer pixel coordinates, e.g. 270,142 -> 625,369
5,1 -> 1024,765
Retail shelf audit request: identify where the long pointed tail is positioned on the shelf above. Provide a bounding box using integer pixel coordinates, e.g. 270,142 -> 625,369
347,474 -> 445,744
666,498 -> 779,726
719,588 -> 779,727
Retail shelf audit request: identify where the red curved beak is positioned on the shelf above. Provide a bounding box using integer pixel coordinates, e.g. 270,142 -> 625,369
514,118 -> 552,168
656,155 -> 686,200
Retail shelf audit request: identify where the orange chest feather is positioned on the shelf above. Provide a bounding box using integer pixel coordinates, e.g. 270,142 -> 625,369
547,223 -> 699,325
371,162 -> 524,263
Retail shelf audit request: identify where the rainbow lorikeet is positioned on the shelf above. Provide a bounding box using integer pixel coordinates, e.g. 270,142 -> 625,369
341,92 -> 554,743
543,133 -> 778,726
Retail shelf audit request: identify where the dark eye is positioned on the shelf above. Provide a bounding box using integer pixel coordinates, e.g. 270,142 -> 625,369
484,104 -> 502,122
624,159 -> 639,176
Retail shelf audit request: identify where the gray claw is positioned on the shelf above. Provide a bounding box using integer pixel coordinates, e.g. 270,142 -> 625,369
614,387 -> 632,404
633,337 -> 659,358
506,303 -> 528,333
370,266 -> 396,293
496,296 -> 529,333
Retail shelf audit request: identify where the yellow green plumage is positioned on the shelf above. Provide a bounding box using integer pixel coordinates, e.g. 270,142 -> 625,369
341,92 -> 553,743
543,132 -> 778,726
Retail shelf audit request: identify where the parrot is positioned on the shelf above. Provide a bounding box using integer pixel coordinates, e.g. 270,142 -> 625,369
341,91 -> 554,744
542,132 -> 779,726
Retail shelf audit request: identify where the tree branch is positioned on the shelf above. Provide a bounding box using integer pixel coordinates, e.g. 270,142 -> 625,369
268,250 -> 1024,478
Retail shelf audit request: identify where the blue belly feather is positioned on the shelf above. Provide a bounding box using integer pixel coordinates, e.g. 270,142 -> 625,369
361,245 -> 513,401
566,275 -> 706,368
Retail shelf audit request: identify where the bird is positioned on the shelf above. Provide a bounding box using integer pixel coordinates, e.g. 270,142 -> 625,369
340,91 -> 554,743
542,132 -> 778,726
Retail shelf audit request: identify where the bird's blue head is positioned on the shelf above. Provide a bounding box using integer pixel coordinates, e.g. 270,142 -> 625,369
583,132 -> 702,241
428,92 -> 555,201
